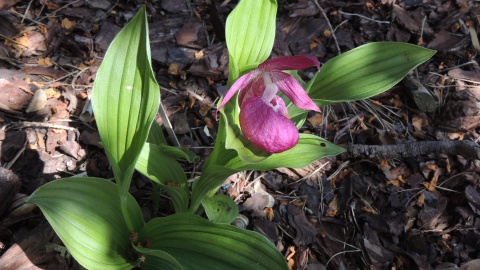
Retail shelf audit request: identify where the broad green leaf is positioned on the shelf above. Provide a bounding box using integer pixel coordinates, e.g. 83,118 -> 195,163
307,42 -> 435,105
148,121 -> 167,145
136,143 -> 189,212
190,164 -> 239,213
226,0 -> 277,83
160,185 -> 189,213
139,214 -> 289,270
136,143 -> 188,186
91,5 -> 160,195
202,195 -> 239,224
134,246 -> 183,270
226,134 -> 345,170
159,145 -> 198,163
27,177 -> 144,270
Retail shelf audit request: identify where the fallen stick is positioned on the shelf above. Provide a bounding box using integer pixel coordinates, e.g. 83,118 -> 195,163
343,140 -> 480,160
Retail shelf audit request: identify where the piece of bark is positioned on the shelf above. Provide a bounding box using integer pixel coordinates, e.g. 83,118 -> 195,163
448,68 -> 480,82
0,0 -> 21,11
0,15 -> 18,38
344,140 -> 480,160
287,204 -> 317,246
94,21 -> 121,52
21,66 -> 67,80
175,18 -> 205,49
465,186 -> 480,215
0,223 -> 56,269
160,0 -> 188,13
0,78 -> 32,114
427,30 -> 466,51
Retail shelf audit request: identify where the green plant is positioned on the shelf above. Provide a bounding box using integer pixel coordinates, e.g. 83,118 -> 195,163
27,1 -> 435,269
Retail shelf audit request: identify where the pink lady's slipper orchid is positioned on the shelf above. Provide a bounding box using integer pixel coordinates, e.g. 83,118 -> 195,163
218,55 -> 321,153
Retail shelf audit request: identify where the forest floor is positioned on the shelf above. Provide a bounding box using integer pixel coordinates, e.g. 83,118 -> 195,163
1,0 -> 480,269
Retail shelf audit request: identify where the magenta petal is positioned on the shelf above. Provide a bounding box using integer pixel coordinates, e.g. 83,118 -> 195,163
259,55 -> 320,71
218,70 -> 258,110
239,97 -> 299,153
269,71 -> 320,112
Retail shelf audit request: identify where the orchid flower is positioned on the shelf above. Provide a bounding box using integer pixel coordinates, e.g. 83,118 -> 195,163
218,55 -> 321,153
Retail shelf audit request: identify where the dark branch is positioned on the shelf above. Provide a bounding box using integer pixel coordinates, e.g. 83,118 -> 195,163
343,140 -> 480,160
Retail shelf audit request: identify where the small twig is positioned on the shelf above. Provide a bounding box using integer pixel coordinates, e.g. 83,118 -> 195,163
430,61 -> 479,73
4,137 -> 27,170
6,121 -> 77,131
327,160 -> 350,180
21,0 -> 34,24
8,10 -> 48,27
106,0 -> 120,15
71,67 -> 90,90
313,0 -> 341,54
343,140 -> 480,160
158,102 -> 181,147
36,0 -> 82,22
0,34 -> 28,48
298,161 -> 331,181
338,11 -> 391,24
419,15 -> 427,44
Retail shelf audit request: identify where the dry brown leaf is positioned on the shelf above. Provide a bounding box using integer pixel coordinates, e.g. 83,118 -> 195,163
292,200 -> 305,207
265,207 -> 274,221
26,143 -> 38,150
447,132 -> 464,140
307,113 -> 323,126
362,206 -> 379,215
371,100 -> 382,106
286,246 -> 296,268
13,31 -> 46,57
204,117 -> 214,129
416,193 -> 425,207
386,180 -> 402,187
36,130 -> 45,149
188,96 -> 196,108
325,195 -> 338,217
168,63 -> 180,75
61,18 -> 75,30
44,88 -> 60,99
405,218 -> 415,231
412,114 -> 427,132
37,57 -> 53,67
206,77 -> 214,85
194,50 -> 204,59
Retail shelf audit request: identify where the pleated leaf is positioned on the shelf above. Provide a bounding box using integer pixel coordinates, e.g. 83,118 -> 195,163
307,42 -> 435,105
91,5 -> 160,194
136,143 -> 189,212
226,0 -> 277,83
226,134 -> 345,170
202,195 -> 239,224
139,214 -> 289,270
27,177 -> 144,270
148,121 -> 167,145
134,246 -> 183,270
190,165 -> 239,213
